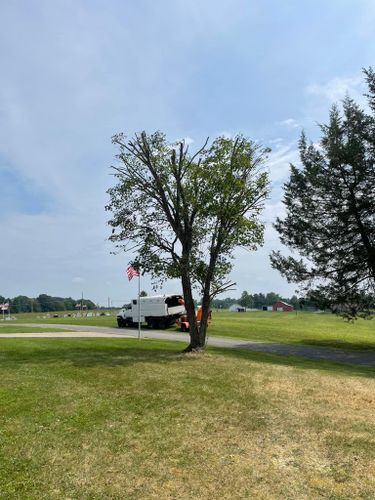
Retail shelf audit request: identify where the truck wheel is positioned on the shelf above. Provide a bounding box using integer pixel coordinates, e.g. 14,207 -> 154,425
117,318 -> 124,328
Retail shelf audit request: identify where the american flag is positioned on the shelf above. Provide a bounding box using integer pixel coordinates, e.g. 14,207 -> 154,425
127,264 -> 139,281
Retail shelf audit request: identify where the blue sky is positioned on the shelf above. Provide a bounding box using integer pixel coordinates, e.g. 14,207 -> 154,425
1,0 -> 374,305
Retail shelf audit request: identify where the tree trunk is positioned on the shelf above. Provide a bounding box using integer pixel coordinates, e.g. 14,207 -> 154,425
198,291 -> 211,346
180,271 -> 203,351
198,251 -> 217,347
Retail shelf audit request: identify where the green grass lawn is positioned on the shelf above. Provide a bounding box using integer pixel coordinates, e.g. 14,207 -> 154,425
0,324 -> 73,334
207,310 -> 375,351
12,311 -> 117,328
0,338 -> 374,498
12,310 -> 375,351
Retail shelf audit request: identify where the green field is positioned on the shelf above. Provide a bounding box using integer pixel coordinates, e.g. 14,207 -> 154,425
11,310 -> 375,351
0,338 -> 374,499
208,310 -> 375,351
12,311 -> 118,328
0,324 -> 73,334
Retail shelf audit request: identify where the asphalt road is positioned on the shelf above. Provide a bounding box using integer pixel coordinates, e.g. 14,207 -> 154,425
2,322 -> 375,368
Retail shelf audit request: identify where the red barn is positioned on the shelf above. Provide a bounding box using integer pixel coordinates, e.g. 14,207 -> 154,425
272,301 -> 294,312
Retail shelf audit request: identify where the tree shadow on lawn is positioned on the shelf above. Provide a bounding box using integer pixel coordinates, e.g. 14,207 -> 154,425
0,338 -> 374,379
297,338 -> 375,352
209,346 -> 375,379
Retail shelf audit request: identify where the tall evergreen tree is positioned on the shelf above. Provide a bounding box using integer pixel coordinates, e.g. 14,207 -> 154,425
271,68 -> 375,317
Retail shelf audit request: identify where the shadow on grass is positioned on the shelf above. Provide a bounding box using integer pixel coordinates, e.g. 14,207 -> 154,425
209,346 -> 375,379
297,338 -> 375,352
0,338 -> 374,378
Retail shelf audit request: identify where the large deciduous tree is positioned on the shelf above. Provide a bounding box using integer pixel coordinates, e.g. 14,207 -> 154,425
271,68 -> 375,317
106,131 -> 269,350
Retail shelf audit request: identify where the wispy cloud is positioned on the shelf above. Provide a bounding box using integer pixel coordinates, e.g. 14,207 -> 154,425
305,75 -> 366,106
217,130 -> 234,139
182,136 -> 194,146
267,143 -> 299,184
279,118 -> 300,129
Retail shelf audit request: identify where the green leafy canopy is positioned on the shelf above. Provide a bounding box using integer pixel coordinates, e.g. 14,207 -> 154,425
106,131 -> 270,349
107,132 -> 269,295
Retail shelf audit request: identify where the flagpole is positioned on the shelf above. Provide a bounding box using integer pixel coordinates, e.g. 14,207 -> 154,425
138,271 -> 141,340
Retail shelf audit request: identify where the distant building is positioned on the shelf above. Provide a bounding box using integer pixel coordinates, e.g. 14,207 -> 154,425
229,304 -> 246,312
272,301 -> 294,312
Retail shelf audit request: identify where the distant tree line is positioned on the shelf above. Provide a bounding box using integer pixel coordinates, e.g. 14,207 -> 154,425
211,291 -> 317,310
0,294 -> 96,313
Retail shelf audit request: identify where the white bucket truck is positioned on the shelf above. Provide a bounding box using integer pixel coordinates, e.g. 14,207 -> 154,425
117,294 -> 185,329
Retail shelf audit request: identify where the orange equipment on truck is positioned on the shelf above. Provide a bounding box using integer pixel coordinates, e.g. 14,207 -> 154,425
177,306 -> 212,332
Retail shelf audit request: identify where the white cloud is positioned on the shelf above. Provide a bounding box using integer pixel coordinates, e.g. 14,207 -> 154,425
267,143 -> 299,184
268,137 -> 283,146
305,75 -> 366,106
217,130 -> 234,139
279,118 -> 300,129
183,136 -> 194,146
264,200 -> 286,225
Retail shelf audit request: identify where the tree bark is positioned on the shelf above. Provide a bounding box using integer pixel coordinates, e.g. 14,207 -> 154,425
199,291 -> 211,347
198,242 -> 220,346
180,270 -> 203,351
